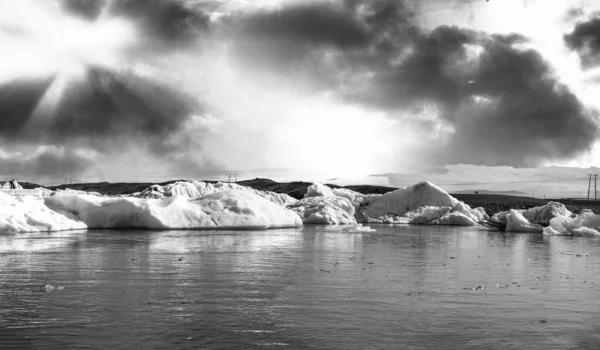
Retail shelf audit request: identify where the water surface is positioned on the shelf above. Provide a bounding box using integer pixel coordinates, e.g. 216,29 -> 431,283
1,226 -> 600,349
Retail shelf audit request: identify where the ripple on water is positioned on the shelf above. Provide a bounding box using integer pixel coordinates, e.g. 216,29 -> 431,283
1,226 -> 600,349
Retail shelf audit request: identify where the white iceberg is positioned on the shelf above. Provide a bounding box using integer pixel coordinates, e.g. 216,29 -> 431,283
304,182 -> 335,198
0,192 -> 86,233
293,182 -> 487,226
358,182 -> 487,225
1,179 -> 23,190
490,202 -> 572,233
1,190 -> 302,233
544,211 -> 600,236
505,210 -> 544,233
0,179 -> 498,232
288,196 -> 356,225
137,181 -> 297,206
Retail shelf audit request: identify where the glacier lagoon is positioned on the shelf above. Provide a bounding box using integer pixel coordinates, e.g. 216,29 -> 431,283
2,225 -> 600,349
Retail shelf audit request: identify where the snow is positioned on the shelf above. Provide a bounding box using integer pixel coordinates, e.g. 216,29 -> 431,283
505,210 -> 544,233
332,188 -> 366,208
0,192 -> 86,233
544,212 -> 600,236
304,183 -> 335,198
1,190 -> 302,233
137,181 -> 297,206
357,182 -> 487,225
292,182 -> 486,226
363,182 -> 458,218
288,196 -> 356,225
491,202 -> 573,233
1,180 -> 23,190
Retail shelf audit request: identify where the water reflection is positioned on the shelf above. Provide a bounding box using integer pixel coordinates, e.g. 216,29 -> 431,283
1,226 -> 600,349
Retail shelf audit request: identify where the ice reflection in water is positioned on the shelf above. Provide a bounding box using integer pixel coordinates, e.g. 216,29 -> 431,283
1,226 -> 600,349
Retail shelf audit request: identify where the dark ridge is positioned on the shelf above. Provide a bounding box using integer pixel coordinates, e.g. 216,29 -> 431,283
41,180 -> 216,196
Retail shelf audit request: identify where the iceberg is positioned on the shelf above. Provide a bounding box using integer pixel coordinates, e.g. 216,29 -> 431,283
358,182 -> 488,225
137,181 -> 297,206
1,190 -> 302,233
0,192 -> 86,233
304,182 -> 335,198
291,181 -> 487,226
544,211 -> 600,236
489,202 -> 572,232
505,210 -> 544,233
1,179 -> 23,190
288,196 -> 356,225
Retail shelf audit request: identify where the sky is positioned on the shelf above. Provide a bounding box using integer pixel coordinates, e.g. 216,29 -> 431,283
1,0 -> 600,197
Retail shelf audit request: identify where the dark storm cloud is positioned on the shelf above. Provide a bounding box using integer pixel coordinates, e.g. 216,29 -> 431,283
0,66 -> 201,158
108,0 -> 211,50
1,148 -> 94,177
240,4 -> 369,48
565,16 -> 600,68
436,37 -> 598,166
231,0 -> 599,167
0,77 -> 56,134
60,0 -> 107,20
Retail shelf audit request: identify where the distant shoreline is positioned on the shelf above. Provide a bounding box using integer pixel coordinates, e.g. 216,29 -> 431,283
10,178 -> 600,216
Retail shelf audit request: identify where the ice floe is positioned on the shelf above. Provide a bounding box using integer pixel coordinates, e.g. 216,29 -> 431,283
293,181 -> 487,226
136,181 -> 297,206
357,182 -> 487,225
1,190 -> 302,233
543,211 -> 600,236
288,196 -> 356,225
10,178 -> 598,233
489,202 -> 573,233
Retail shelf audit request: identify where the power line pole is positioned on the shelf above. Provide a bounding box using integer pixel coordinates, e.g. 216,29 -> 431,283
587,174 -> 598,201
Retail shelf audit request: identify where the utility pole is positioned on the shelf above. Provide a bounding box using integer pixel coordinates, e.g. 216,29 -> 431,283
587,174 -> 598,201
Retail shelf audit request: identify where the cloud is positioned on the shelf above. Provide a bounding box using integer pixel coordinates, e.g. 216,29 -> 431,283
108,0 -> 211,51
0,66 -> 201,153
229,0 -> 599,167
0,76 -> 55,134
0,146 -> 96,179
60,0 -> 107,20
564,15 -> 600,68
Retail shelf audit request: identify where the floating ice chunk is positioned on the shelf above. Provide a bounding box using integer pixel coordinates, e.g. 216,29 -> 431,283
521,202 -> 571,226
288,196 -> 356,225
332,188 -> 365,208
406,206 -> 452,224
544,211 -> 600,236
55,188 -> 102,196
362,182 -> 459,220
0,192 -> 86,233
431,212 -> 478,226
46,190 -> 302,230
355,182 -> 482,226
137,181 -> 297,206
505,210 -> 543,233
1,179 -> 23,190
304,183 -> 335,198
1,190 -> 302,233
491,202 -> 572,232
450,202 -> 488,222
